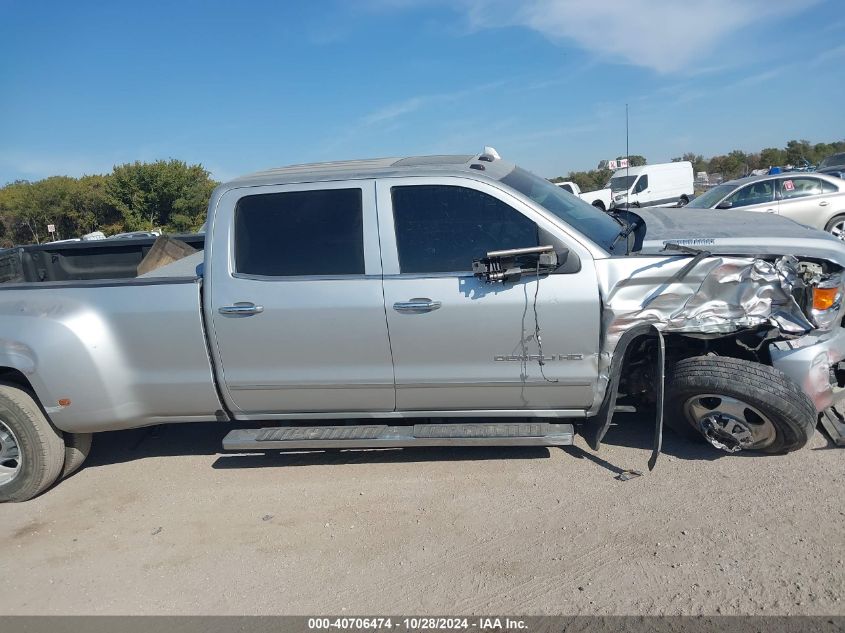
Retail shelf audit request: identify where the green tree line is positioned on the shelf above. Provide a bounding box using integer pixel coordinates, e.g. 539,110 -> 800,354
0,160 -> 217,247
552,139 -> 845,192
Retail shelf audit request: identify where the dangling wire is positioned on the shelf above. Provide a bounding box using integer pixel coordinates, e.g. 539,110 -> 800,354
534,266 -> 558,384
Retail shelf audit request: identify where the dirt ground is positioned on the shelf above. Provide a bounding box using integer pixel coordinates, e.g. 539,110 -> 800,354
0,415 -> 842,615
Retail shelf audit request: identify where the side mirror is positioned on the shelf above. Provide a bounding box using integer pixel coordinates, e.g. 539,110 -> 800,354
716,201 -> 733,209
472,245 -> 563,284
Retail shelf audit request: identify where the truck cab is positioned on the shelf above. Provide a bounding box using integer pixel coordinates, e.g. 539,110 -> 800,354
207,155 -> 610,418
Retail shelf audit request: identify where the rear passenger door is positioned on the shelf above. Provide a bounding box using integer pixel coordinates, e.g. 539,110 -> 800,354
776,176 -> 828,229
375,177 -> 601,412
208,181 -> 395,417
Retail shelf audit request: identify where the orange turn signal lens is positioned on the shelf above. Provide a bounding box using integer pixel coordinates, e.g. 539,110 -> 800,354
813,286 -> 839,311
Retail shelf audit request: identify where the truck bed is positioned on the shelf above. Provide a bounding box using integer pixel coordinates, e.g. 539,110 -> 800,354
0,276 -> 224,432
0,234 -> 205,284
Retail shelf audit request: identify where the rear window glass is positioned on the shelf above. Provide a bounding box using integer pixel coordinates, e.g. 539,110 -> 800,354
234,189 -> 364,276
822,179 -> 840,194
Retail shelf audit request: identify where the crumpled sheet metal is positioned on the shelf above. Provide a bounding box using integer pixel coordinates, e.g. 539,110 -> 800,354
601,255 -> 812,338
590,254 -> 812,409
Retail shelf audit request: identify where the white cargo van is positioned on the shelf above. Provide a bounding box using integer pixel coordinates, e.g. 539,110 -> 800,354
608,161 -> 694,208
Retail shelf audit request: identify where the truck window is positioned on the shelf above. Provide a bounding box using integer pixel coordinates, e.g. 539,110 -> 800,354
559,183 -> 573,194
234,188 -> 365,276
634,175 -> 648,193
391,185 -> 538,274
609,175 -> 637,192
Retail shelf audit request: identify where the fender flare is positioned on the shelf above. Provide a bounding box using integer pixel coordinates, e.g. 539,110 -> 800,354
581,324 -> 665,463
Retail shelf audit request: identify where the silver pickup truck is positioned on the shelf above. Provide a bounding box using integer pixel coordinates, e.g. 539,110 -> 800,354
2,148 -> 845,502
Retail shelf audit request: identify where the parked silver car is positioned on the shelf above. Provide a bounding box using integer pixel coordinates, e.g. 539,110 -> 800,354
686,172 -> 845,238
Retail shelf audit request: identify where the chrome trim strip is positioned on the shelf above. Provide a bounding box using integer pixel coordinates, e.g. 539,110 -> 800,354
0,276 -> 200,290
233,409 -> 588,420
228,383 -> 393,391
382,271 -> 474,279
397,381 -> 591,388
229,380 -> 589,391
231,273 -> 382,282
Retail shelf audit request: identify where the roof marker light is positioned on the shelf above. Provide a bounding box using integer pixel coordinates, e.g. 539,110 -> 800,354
479,146 -> 501,162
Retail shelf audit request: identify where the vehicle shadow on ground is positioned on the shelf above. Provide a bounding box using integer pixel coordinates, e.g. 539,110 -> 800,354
81,413 -> 790,477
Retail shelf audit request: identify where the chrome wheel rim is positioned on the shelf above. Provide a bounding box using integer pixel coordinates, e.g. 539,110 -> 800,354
0,419 -> 22,486
684,394 -> 776,452
829,220 -> 845,241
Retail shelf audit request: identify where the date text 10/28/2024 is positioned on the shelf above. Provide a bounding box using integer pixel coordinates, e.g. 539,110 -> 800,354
307,618 -> 528,631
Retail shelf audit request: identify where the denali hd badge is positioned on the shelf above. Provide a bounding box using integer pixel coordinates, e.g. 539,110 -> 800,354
662,238 -> 715,246
494,354 -> 583,362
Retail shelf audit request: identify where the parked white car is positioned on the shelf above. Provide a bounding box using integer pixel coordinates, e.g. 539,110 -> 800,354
555,181 -> 613,211
685,172 -> 845,239
609,161 -> 694,208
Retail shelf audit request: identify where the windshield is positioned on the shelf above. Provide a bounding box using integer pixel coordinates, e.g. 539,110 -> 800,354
500,167 -> 624,254
608,175 -> 637,192
820,153 -> 845,168
685,184 -> 735,208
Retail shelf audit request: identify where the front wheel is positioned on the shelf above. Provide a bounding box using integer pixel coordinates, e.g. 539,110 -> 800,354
678,195 -> 689,206
824,214 -> 845,240
666,356 -> 815,453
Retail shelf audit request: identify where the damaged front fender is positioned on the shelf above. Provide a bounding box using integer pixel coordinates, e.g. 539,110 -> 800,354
598,254 -> 812,344
583,252 -> 815,449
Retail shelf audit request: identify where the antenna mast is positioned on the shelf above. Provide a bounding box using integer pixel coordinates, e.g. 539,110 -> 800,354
625,103 -> 629,208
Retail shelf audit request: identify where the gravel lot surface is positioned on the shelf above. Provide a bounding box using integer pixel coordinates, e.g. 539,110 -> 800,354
1,416 -> 842,615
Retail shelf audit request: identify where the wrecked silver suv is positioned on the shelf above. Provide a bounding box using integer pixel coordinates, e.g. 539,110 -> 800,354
0,148 -> 843,502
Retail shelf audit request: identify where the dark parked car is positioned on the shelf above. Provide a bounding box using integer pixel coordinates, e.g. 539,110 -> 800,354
817,152 -> 845,179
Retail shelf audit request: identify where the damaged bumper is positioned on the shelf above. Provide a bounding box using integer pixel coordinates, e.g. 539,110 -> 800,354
770,325 -> 845,413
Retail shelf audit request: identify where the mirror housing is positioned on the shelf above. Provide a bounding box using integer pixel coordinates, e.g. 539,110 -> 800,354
716,200 -> 733,209
472,245 -> 563,284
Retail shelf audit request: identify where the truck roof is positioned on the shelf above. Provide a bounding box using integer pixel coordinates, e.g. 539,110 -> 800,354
610,161 -> 692,178
222,152 -> 515,188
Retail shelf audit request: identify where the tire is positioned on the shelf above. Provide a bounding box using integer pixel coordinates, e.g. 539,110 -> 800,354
666,356 -> 815,454
0,382 -> 65,502
592,201 -> 606,211
824,214 -> 845,240
61,432 -> 92,478
679,195 -> 689,206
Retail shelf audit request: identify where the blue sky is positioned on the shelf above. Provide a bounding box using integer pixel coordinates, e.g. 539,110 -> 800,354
1,0 -> 843,185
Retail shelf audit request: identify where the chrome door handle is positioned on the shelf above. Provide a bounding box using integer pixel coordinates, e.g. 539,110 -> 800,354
219,303 -> 264,316
820,200 -> 830,206
393,298 -> 442,314
765,208 -> 776,213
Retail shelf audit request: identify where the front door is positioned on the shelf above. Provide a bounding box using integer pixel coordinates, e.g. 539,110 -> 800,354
208,181 -> 395,417
375,177 -> 601,412
722,179 -> 777,214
